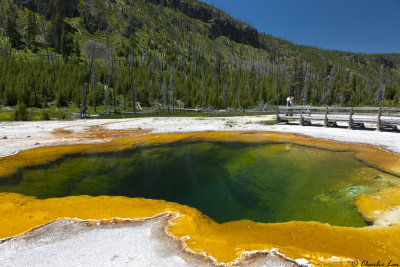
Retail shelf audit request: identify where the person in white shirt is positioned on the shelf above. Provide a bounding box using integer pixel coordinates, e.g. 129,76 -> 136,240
286,95 -> 294,116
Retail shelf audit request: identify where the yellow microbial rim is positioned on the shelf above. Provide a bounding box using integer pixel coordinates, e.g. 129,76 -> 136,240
1,131 -> 400,265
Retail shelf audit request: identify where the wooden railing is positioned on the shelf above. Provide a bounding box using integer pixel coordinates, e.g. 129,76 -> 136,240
276,106 -> 400,131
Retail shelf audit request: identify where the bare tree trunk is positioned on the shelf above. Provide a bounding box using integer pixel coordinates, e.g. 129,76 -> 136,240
374,65 -> 385,104
128,57 -> 133,112
201,63 -> 206,107
81,50 -> 95,117
191,24 -> 196,77
132,81 -> 137,114
236,72 -> 241,108
104,38 -> 111,113
170,64 -> 175,113
106,33 -> 117,112
41,21 -> 56,95
275,74 -> 279,106
150,69 -> 155,107
31,71 -> 37,107
161,77 -> 168,112
131,78 -> 134,112
92,60 -> 96,113
223,69 -> 227,110
40,22 -> 50,64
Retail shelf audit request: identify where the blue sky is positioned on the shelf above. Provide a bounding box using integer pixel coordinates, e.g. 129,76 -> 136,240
200,0 -> 400,54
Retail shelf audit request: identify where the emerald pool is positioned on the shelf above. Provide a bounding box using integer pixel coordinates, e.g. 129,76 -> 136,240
1,141 -> 399,227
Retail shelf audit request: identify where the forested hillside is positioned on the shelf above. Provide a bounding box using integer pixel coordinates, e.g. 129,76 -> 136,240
1,0 -> 399,115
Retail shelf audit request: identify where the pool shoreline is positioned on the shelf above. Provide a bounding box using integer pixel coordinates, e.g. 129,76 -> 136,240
1,118 -> 400,265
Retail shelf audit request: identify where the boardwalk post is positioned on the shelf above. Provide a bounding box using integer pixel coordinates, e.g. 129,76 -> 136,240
300,107 -> 304,126
274,105 -> 399,130
276,106 -> 280,124
377,107 -> 382,131
324,107 -> 329,127
348,107 -> 354,129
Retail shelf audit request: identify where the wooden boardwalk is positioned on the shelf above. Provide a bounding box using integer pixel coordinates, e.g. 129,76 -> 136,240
276,106 -> 400,131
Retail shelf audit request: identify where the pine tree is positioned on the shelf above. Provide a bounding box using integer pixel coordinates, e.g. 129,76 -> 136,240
0,0 -> 5,29
75,38 -> 81,58
60,27 -> 72,61
5,1 -> 21,48
48,0 -> 64,52
26,12 -> 38,48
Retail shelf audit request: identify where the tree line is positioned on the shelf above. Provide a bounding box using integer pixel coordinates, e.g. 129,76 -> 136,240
0,0 -> 399,114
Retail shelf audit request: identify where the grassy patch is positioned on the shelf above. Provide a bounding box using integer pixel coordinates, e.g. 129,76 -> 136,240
255,120 -> 276,126
225,120 -> 237,128
0,108 -> 14,121
0,106 -> 76,121
0,105 -> 274,121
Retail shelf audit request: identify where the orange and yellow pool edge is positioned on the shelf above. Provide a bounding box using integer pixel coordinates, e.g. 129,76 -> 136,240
1,131 -> 400,265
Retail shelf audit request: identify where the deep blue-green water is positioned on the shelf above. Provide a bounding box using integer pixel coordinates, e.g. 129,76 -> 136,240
1,141 -> 398,227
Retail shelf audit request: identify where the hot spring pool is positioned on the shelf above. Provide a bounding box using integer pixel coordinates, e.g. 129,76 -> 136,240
1,141 -> 399,227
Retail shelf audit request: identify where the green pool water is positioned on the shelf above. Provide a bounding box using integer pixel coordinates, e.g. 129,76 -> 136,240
1,141 -> 399,227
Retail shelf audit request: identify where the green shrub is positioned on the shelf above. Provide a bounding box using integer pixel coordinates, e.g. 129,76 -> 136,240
4,88 -> 18,106
56,109 -> 71,120
256,120 -> 276,126
56,92 -> 68,107
40,109 -> 50,120
60,110 -> 68,120
12,101 -> 30,121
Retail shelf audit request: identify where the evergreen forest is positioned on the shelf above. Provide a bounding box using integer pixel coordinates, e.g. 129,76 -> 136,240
1,0 -> 400,119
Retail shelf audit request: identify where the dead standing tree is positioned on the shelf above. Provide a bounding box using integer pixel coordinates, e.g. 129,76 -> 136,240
37,3 -> 57,95
128,36 -> 136,113
201,63 -> 206,108
104,33 -> 113,113
105,33 -> 117,113
164,77 -> 170,113
170,63 -> 176,113
150,62 -> 155,107
0,0 -> 10,61
81,50 -> 95,118
92,56 -> 97,113
132,80 -> 137,114
374,65 -> 386,104
222,68 -> 227,110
